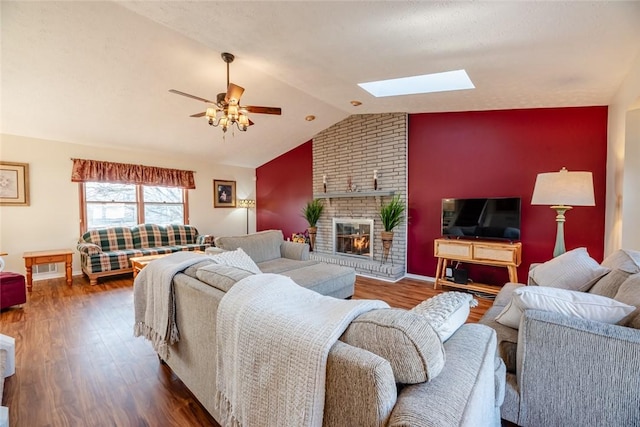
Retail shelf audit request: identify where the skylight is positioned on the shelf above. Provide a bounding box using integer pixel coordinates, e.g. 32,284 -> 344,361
358,69 -> 475,97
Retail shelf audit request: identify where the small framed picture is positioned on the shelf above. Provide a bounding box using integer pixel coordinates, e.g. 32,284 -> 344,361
213,179 -> 236,208
0,161 -> 30,206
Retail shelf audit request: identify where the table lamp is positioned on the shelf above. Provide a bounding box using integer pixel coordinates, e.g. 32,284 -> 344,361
531,167 -> 595,257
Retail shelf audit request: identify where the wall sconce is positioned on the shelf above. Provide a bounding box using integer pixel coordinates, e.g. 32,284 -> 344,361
531,167 -> 595,257
238,199 -> 256,234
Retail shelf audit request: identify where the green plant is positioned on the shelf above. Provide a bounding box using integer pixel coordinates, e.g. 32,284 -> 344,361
302,198 -> 324,227
380,195 -> 405,232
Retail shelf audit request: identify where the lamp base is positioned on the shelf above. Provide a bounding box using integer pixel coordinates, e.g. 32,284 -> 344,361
551,205 -> 572,257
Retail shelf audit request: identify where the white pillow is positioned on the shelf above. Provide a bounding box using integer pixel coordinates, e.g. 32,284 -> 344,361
495,286 -> 635,329
411,291 -> 477,341
530,247 -> 610,292
209,247 -> 261,274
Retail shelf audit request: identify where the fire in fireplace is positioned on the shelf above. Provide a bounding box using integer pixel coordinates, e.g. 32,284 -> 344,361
333,218 -> 374,258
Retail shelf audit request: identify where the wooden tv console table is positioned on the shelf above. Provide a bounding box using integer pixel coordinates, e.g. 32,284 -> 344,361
434,238 -> 522,295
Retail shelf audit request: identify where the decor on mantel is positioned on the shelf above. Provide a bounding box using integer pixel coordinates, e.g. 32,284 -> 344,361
531,167 -> 595,257
302,198 -> 325,251
379,195 -> 406,264
374,170 -> 378,191
314,190 -> 395,199
323,174 -> 327,193
346,176 -> 357,192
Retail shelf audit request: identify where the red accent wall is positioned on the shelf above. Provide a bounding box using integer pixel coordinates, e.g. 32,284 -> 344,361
408,107 -> 608,283
256,141 -> 313,239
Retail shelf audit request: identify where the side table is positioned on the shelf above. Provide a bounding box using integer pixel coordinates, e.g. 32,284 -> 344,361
23,249 -> 73,292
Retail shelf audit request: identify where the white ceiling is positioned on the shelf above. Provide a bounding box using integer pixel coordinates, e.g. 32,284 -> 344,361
2,1 -> 640,168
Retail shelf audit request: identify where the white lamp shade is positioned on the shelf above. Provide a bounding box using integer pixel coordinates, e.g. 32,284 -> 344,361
531,168 -> 595,206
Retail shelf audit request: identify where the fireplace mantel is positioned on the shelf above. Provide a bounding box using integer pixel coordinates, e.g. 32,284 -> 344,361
313,190 -> 395,199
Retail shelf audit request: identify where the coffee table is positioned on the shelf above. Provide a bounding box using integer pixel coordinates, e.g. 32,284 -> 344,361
130,254 -> 169,278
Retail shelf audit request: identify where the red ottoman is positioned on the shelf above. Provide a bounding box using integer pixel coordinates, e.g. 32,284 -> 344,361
0,272 -> 27,309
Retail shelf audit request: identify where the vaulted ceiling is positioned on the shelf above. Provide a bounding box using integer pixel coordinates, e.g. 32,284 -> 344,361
2,1 -> 640,168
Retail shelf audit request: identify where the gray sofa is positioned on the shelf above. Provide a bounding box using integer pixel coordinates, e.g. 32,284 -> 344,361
158,266 -> 505,426
136,231 -> 506,426
479,249 -> 640,426
211,230 -> 355,298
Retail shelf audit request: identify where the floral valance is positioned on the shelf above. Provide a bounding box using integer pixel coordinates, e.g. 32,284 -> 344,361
71,158 -> 196,189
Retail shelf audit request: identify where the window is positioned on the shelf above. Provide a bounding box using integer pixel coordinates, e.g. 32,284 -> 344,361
81,182 -> 188,231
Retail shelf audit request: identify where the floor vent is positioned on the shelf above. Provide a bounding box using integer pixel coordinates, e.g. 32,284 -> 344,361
34,263 -> 58,275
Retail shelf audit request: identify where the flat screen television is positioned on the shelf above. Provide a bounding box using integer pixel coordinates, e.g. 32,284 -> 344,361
442,197 -> 521,241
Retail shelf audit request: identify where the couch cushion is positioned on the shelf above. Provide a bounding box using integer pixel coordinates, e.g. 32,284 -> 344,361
591,249 -> 640,298
529,247 -> 609,292
81,227 -> 135,251
166,224 -> 199,246
182,258 -> 216,279
215,230 -> 283,263
257,258 -> 319,274
341,308 -> 445,384
480,305 -> 519,374
495,286 -> 635,329
209,248 -> 261,274
196,264 -> 254,292
614,273 -> 640,329
411,291 -> 475,342
131,224 -> 167,248
277,263 -> 355,298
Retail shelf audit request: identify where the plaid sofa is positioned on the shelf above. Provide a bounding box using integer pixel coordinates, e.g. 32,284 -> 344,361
77,224 -> 213,285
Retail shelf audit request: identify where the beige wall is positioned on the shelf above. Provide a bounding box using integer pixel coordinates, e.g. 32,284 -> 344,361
606,51 -> 640,254
0,133 -> 255,276
622,107 -> 640,249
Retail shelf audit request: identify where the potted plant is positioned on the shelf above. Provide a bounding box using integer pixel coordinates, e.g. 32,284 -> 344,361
302,198 -> 324,251
379,195 -> 405,263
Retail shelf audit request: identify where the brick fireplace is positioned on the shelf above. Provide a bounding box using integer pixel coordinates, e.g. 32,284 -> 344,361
309,113 -> 407,280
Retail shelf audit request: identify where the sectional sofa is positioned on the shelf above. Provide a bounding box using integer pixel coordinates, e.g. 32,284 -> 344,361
133,246 -> 506,426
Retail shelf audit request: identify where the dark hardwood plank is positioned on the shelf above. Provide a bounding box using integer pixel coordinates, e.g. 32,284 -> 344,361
0,273 -> 492,426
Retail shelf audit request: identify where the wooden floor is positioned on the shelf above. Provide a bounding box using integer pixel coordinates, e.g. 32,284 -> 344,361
0,273 -> 493,426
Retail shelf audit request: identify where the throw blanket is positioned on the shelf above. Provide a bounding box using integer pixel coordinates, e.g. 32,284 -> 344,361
133,251 -> 206,360
215,273 -> 389,427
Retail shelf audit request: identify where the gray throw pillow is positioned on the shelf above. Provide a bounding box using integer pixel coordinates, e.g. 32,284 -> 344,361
614,273 -> 640,329
589,250 -> 640,297
340,308 -> 445,384
529,247 -> 609,292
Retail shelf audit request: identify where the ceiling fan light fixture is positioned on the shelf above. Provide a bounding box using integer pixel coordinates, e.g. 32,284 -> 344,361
238,114 -> 249,131
227,103 -> 239,120
170,51 -> 281,138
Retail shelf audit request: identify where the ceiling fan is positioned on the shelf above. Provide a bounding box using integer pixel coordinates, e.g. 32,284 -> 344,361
169,52 -> 281,133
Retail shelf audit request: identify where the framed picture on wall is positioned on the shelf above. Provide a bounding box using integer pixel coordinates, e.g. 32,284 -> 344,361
0,161 -> 30,206
213,179 -> 236,208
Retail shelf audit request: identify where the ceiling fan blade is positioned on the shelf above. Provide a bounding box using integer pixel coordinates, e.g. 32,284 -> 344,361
225,83 -> 245,103
244,106 -> 282,115
190,112 -> 207,118
169,89 -> 214,104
